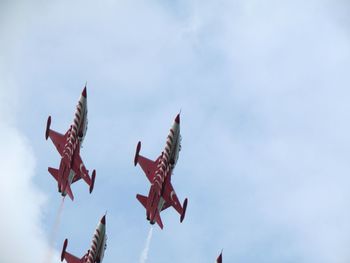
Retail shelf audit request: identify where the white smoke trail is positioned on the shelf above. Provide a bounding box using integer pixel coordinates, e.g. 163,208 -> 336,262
139,227 -> 153,263
44,197 -> 65,263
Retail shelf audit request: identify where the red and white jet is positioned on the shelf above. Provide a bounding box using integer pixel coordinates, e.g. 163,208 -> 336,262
45,87 -> 96,200
61,214 -> 107,263
134,113 -> 188,229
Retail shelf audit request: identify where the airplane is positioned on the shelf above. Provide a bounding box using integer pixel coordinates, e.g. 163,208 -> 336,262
134,113 -> 188,229
45,86 -> 96,200
61,214 -> 107,263
217,251 -> 223,263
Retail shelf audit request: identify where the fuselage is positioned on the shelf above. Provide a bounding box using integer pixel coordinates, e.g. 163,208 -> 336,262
59,88 -> 88,196
147,114 -> 181,224
84,215 -> 107,263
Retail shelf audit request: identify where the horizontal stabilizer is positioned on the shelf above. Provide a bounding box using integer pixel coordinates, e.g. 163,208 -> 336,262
136,194 -> 148,208
48,167 -> 59,182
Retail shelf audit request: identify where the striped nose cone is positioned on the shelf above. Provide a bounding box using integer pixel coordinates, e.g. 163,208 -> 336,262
175,113 -> 180,124
82,87 -> 87,98
101,215 -> 106,225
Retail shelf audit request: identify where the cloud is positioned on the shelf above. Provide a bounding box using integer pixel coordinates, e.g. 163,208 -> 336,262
0,86 -> 59,262
0,3 -> 58,262
0,123 -> 51,262
2,0 -> 350,262
175,1 -> 350,262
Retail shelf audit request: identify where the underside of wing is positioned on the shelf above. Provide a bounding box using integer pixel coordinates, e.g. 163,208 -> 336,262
62,251 -> 84,263
163,182 -> 183,216
161,202 -> 171,212
137,155 -> 160,182
71,151 -> 91,185
48,129 -> 68,156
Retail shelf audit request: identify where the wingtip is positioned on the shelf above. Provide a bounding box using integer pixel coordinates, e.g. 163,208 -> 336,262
45,116 -> 51,140
89,170 -> 96,193
61,239 -> 68,262
180,198 -> 188,223
134,141 -> 141,166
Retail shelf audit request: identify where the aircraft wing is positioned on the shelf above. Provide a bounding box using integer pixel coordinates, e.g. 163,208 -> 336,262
163,182 -> 183,215
62,251 -> 85,263
48,128 -> 68,156
71,151 -> 92,186
137,154 -> 161,183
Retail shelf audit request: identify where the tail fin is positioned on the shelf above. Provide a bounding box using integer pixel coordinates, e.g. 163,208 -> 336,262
155,212 -> 164,229
136,194 -> 164,229
48,167 -> 59,182
136,194 -> 148,208
66,185 -> 74,201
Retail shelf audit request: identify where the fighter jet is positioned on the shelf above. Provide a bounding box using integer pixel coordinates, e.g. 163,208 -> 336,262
217,252 -> 223,263
45,86 -> 96,200
61,214 -> 107,263
134,113 -> 188,229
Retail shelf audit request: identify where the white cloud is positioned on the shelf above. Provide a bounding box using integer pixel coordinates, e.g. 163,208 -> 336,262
2,0 -> 350,262
0,123 -> 52,262
0,2 -> 58,262
163,1 -> 350,262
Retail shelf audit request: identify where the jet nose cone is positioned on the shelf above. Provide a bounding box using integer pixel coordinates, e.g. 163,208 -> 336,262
101,215 -> 106,225
217,252 -> 222,263
175,113 -> 180,124
82,86 -> 87,98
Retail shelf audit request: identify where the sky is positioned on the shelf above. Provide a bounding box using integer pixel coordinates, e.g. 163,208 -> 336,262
1,0 -> 350,262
